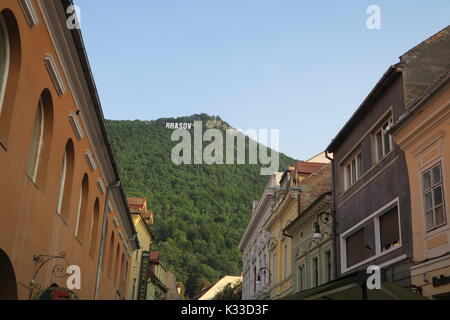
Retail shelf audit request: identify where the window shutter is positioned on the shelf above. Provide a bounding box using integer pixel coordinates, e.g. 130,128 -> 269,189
379,207 -> 399,251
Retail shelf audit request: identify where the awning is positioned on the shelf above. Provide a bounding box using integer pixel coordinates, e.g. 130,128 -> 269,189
282,271 -> 426,300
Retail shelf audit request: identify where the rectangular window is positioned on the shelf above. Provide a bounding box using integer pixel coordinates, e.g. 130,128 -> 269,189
342,198 -> 402,272
346,228 -> 366,268
253,266 -> 257,293
312,257 -> 319,287
283,244 -> 288,280
344,152 -> 362,190
297,266 -> 303,292
379,206 -> 400,251
422,163 -> 446,231
374,117 -> 394,162
272,253 -> 277,284
325,251 -> 332,282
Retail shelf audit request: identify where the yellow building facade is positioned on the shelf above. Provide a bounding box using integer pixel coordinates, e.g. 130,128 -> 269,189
127,198 -> 155,300
391,73 -> 450,299
265,170 -> 298,299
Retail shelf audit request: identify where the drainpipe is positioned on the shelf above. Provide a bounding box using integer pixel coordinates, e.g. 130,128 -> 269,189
94,180 -> 121,300
325,151 -> 338,281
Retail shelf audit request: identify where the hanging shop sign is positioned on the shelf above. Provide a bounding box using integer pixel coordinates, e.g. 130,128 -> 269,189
138,251 -> 150,300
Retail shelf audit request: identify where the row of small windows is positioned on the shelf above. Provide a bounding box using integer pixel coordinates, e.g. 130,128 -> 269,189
342,114 -> 394,191
0,9 -> 127,293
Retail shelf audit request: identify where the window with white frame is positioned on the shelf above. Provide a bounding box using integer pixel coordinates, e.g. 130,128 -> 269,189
374,116 -> 394,162
342,198 -> 402,272
422,162 -> 446,231
343,152 -> 362,190
0,14 -> 9,113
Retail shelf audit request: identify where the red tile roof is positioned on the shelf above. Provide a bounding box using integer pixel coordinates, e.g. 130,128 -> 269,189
149,251 -> 160,263
296,161 -> 327,175
127,197 -> 147,206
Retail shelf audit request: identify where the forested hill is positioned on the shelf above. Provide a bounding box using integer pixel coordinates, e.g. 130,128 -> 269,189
106,114 -> 296,298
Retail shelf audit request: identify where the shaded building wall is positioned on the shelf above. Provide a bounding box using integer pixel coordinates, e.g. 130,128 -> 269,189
0,0 -> 133,300
332,74 -> 413,286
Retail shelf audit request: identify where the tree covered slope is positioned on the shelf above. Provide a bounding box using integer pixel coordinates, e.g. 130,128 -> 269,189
106,114 -> 296,298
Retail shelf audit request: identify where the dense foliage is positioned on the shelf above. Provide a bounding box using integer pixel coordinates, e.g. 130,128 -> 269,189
106,114 -> 296,298
213,282 -> 243,300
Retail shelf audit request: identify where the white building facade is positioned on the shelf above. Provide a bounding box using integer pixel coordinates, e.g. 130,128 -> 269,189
239,173 -> 281,300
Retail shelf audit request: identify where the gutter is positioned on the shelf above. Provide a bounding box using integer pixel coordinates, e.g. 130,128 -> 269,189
325,151 -> 338,281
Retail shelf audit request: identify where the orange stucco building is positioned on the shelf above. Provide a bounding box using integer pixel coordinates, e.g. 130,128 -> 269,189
0,0 -> 138,300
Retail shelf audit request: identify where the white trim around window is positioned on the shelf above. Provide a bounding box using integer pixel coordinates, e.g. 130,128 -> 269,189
340,197 -> 402,273
343,152 -> 362,191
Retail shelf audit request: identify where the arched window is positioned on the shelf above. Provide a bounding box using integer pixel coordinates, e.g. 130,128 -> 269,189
120,254 -> 127,295
56,140 -> 75,219
75,174 -> 89,242
26,90 -> 53,185
114,244 -> 121,287
26,98 -> 44,182
89,198 -> 100,255
0,249 -> 17,300
0,14 -> 9,113
0,10 -> 21,143
107,231 -> 115,278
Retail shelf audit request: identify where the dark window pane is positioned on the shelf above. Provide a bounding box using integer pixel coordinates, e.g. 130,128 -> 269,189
346,228 -> 365,267
351,160 -> 356,184
435,206 -> 445,226
357,154 -> 362,178
424,192 -> 433,210
432,164 -> 442,185
379,207 -> 400,251
434,186 -> 443,206
346,165 -> 351,187
423,171 -> 431,190
426,210 -> 434,230
383,133 -> 391,155
376,132 -> 383,160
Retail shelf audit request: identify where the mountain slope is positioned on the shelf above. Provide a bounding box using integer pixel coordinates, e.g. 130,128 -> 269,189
106,114 -> 296,298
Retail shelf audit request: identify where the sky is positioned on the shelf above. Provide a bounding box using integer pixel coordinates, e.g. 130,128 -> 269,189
74,0 -> 449,160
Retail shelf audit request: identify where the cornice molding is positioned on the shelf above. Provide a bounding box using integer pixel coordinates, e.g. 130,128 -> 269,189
68,111 -> 84,140
44,53 -> 66,96
84,149 -> 97,171
96,178 -> 106,194
18,0 -> 39,27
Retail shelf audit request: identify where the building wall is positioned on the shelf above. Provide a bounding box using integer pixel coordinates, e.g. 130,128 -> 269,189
240,173 -> 280,300
266,164 -> 331,299
290,194 -> 333,294
127,214 -> 153,300
198,276 -> 242,300
331,74 -> 413,285
0,0 -> 133,300
393,78 -> 450,298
